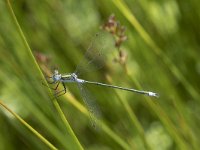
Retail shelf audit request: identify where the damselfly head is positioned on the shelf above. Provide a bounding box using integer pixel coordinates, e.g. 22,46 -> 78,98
52,70 -> 61,81
54,70 -> 59,75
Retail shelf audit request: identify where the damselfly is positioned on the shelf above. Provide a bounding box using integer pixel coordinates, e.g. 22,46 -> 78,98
45,32 -> 158,126
47,70 -> 158,98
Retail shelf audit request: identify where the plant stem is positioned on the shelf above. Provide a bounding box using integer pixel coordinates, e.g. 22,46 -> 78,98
0,101 -> 58,150
5,0 -> 83,149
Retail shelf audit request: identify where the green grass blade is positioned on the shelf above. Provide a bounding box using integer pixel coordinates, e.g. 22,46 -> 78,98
5,0 -> 83,149
106,75 -> 151,150
64,93 -> 132,150
0,101 -> 58,150
111,0 -> 200,103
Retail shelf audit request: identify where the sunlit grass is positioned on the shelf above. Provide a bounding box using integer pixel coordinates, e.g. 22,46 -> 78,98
0,0 -> 199,149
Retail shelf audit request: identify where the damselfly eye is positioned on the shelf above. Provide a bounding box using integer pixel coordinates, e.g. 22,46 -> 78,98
54,70 -> 58,75
53,74 -> 61,81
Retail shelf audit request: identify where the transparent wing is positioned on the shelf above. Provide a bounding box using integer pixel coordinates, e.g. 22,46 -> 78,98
77,82 -> 101,129
75,31 -> 113,76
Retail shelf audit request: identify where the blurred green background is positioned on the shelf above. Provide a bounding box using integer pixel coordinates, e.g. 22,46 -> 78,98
0,0 -> 200,149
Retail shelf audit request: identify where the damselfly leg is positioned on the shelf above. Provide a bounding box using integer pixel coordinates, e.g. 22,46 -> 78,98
54,83 -> 67,98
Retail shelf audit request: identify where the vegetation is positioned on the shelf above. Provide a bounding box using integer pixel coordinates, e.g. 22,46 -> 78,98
0,0 -> 199,149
